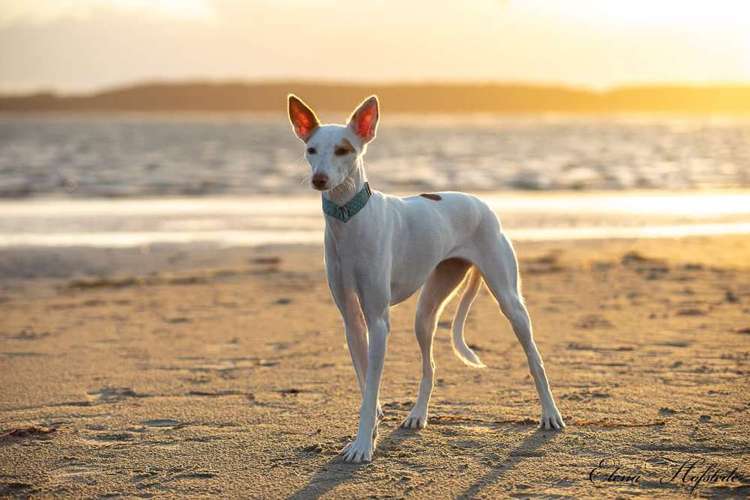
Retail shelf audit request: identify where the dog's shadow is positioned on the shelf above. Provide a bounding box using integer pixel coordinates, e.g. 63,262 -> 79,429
290,424 -> 560,499
289,425 -> 422,500
456,428 -> 558,499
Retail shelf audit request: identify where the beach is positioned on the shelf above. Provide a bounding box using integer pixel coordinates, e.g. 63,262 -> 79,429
1,229 -> 749,497
4,0 -> 750,496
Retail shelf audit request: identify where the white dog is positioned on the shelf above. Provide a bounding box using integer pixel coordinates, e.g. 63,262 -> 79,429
287,94 -> 565,463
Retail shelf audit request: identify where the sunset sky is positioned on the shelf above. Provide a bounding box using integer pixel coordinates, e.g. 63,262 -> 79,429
0,0 -> 748,93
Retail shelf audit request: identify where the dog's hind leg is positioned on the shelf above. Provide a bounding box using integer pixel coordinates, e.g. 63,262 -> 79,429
475,229 -> 565,430
402,258 -> 472,429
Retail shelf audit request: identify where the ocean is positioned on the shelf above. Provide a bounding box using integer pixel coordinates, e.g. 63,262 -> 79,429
1,113 -> 749,198
2,113 -> 750,249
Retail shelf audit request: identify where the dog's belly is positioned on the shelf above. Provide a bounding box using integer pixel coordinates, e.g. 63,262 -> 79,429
389,253 -> 474,305
388,247 -> 452,305
386,193 -> 485,305
388,240 -> 445,305
389,278 -> 423,305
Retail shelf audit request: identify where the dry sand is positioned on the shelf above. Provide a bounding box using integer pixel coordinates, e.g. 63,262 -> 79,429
1,236 -> 749,498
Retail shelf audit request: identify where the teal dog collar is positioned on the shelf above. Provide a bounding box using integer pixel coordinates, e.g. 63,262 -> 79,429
322,182 -> 372,223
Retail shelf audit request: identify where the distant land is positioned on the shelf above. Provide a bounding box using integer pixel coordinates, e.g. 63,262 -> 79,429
1,81 -> 750,113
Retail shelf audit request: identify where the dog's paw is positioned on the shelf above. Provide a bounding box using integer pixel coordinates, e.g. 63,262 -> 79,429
401,408 -> 428,429
540,406 -> 566,430
341,438 -> 374,463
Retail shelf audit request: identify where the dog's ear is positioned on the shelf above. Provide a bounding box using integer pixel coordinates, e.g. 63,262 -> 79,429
347,95 -> 379,144
288,94 -> 320,142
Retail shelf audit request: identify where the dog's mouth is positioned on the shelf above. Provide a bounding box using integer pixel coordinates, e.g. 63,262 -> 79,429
312,177 -> 344,192
312,172 -> 354,194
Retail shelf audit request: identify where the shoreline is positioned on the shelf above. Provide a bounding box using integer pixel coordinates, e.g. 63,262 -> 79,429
2,190 -> 750,249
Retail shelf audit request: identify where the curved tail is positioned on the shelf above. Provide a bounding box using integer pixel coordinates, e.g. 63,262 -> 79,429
451,267 -> 486,368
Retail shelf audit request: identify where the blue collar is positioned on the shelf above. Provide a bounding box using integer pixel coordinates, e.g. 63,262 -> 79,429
322,182 -> 372,223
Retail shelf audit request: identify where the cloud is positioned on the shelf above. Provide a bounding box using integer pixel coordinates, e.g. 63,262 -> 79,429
0,0 -> 216,26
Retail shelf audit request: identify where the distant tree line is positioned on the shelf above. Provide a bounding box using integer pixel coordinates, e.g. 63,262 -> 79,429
2,81 -> 749,113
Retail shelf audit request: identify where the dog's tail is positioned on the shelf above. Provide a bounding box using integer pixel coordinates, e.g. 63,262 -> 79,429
451,267 -> 486,368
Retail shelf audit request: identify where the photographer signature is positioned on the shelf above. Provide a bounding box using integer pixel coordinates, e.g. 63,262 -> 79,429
589,457 -> 745,494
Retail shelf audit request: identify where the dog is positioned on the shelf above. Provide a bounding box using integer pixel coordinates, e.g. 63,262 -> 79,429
287,94 -> 565,463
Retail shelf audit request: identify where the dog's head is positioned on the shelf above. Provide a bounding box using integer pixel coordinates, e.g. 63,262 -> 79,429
287,94 -> 379,192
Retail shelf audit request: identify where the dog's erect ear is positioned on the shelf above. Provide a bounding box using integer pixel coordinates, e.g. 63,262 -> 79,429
347,95 -> 379,144
288,94 -> 320,142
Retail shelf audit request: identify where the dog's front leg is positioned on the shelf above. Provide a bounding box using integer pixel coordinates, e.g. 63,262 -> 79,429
342,308 -> 389,463
326,270 -> 384,423
343,314 -> 385,423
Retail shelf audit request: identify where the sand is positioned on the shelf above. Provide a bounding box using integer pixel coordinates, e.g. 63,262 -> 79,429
1,236 -> 749,498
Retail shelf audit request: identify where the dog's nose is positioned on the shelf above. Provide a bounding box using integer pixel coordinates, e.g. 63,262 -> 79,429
312,173 -> 329,190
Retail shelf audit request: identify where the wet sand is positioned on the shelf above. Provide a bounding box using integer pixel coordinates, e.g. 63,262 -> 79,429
1,236 -> 749,497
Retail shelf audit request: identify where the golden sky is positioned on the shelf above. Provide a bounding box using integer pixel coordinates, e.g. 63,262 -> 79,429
0,0 -> 748,92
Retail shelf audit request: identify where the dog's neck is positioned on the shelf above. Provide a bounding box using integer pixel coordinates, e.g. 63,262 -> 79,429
323,157 -> 368,207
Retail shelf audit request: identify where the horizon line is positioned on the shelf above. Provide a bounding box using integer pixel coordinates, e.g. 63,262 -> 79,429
5,78 -> 750,99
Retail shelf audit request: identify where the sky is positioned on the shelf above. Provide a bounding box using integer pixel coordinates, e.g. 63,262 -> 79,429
0,0 -> 749,93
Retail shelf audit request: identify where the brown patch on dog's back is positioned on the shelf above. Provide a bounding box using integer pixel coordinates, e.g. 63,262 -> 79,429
420,193 -> 442,201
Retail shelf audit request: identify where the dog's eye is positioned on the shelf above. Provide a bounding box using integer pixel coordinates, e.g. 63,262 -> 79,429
334,147 -> 350,156
306,147 -> 317,155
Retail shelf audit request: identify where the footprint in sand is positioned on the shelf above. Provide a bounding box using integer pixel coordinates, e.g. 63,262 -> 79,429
0,483 -> 34,496
82,431 -> 136,446
676,308 -> 706,316
0,426 -> 56,441
563,390 -> 610,401
725,290 -> 740,303
141,419 -> 185,429
173,472 -> 217,480
657,340 -> 691,348
53,462 -> 102,485
165,316 -> 191,324
0,352 -> 44,358
449,439 -> 484,451
251,256 -> 281,265
187,389 -> 242,397
574,314 -> 613,329
87,387 -> 142,404
5,328 -> 50,341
